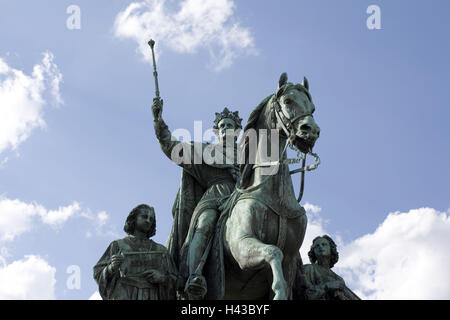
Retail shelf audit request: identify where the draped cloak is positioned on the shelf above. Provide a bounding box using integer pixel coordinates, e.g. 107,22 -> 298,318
154,119 -> 238,297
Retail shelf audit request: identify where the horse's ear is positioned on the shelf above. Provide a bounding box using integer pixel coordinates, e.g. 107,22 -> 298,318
302,77 -> 309,91
278,72 -> 288,88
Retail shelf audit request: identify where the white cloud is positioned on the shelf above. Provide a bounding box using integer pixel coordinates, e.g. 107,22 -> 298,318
300,202 -> 329,263
335,207 -> 450,300
0,196 -> 115,300
89,291 -> 102,300
0,255 -> 56,299
96,211 -> 109,226
0,197 -> 37,242
81,209 -> 120,239
0,52 -> 62,157
0,195 -> 119,244
303,202 -> 322,215
114,0 -> 256,71
299,204 -> 450,299
0,196 -> 81,242
39,202 -> 81,226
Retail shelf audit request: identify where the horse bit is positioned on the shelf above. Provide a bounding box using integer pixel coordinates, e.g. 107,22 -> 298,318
250,95 -> 321,202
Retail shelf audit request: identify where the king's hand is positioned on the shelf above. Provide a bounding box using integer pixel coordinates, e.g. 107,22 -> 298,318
152,97 -> 163,121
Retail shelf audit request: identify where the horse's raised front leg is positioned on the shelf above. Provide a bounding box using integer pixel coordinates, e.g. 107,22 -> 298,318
226,200 -> 287,300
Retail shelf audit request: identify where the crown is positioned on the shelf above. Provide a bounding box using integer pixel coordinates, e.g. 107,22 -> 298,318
213,107 -> 243,130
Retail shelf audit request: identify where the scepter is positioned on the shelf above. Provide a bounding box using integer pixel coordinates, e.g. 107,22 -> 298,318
148,39 -> 160,99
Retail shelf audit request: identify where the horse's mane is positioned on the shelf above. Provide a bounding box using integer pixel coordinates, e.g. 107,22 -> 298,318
239,94 -> 273,189
243,94 -> 273,132
238,80 -> 312,189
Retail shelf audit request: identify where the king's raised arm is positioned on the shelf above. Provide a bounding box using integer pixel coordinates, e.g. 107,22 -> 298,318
152,97 -> 197,170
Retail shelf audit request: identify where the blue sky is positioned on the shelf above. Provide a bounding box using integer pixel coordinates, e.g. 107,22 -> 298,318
0,0 -> 449,299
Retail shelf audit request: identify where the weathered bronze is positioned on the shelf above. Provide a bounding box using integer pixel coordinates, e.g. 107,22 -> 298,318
148,39 -> 160,99
218,73 -> 320,300
93,204 -> 177,300
294,235 -> 360,300
89,40 -> 364,301
143,40 -> 364,301
151,66 -> 321,299
152,98 -> 242,300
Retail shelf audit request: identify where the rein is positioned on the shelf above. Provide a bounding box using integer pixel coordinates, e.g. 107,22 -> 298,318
237,96 -> 320,202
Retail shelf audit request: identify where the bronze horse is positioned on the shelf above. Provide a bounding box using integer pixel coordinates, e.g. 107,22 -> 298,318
219,73 -> 321,299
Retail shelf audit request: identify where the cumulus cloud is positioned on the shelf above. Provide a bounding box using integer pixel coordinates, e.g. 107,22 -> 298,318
0,196 -> 118,245
300,202 -> 329,263
96,211 -> 109,226
0,196 -> 115,299
39,202 -> 82,226
335,207 -> 450,299
0,255 -> 56,299
303,202 -> 322,215
89,291 -> 102,300
113,0 -> 256,71
0,52 -> 62,157
81,210 -> 120,239
299,204 -> 450,299
0,197 -> 82,242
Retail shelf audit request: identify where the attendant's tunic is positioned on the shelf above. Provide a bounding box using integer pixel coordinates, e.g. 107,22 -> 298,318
93,236 -> 177,300
302,264 -> 360,300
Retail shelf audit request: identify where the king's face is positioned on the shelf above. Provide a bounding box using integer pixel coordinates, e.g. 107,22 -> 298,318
217,118 -> 237,142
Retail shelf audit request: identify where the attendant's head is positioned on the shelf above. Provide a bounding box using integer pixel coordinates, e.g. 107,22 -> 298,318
124,204 -> 156,238
308,235 -> 339,268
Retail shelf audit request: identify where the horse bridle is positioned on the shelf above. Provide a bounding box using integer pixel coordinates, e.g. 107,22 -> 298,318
239,94 -> 320,202
273,97 -> 311,147
257,95 -> 320,169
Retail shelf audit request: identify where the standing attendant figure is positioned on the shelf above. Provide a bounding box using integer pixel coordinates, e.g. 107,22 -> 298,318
93,204 -> 177,300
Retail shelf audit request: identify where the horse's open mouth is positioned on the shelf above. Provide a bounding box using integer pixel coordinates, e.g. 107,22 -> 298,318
293,136 -> 315,154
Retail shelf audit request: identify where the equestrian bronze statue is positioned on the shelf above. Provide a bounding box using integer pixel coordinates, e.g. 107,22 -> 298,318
149,40 -> 321,300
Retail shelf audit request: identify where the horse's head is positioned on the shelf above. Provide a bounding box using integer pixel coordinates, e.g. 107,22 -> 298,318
272,73 -> 320,154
